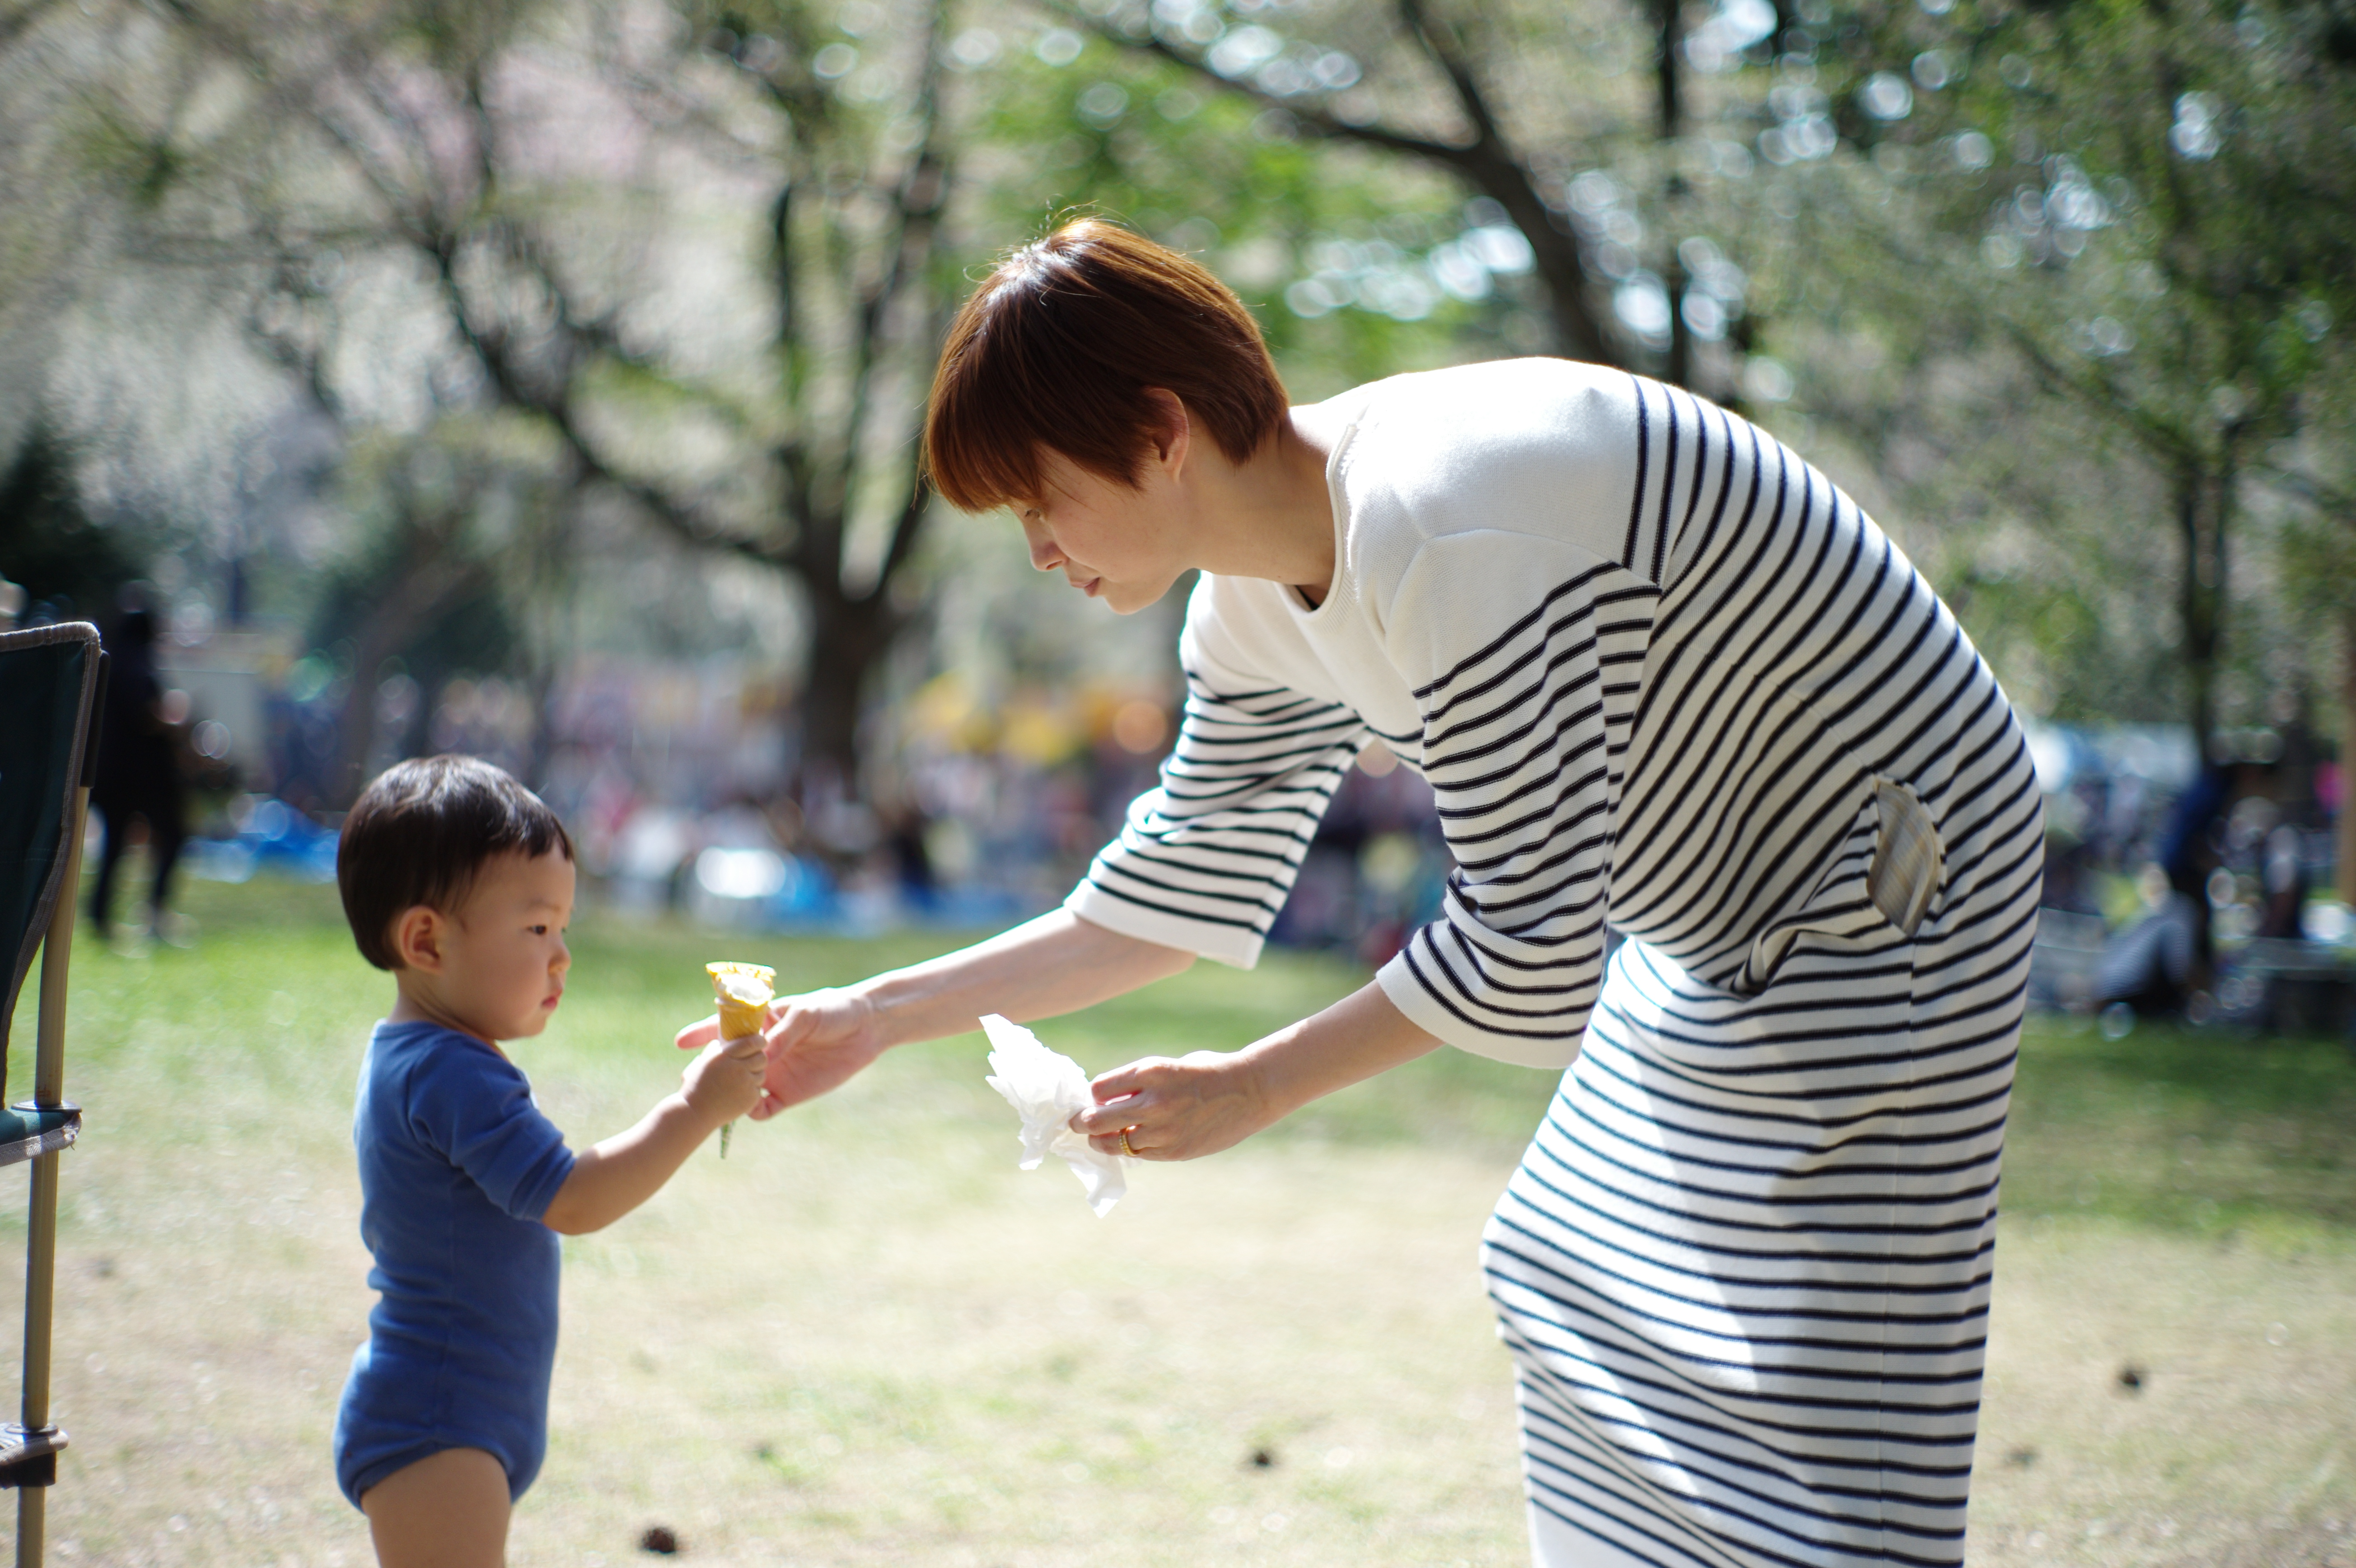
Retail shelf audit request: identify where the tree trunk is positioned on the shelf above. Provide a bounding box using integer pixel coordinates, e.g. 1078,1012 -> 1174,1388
796,585 -> 898,801
2341,605 -> 2356,906
329,553 -> 486,805
1457,165 -> 1609,364
2176,453 -> 2232,759
1658,0 -> 1693,391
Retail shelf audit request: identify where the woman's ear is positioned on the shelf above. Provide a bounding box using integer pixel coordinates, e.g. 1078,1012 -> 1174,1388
391,905 -> 448,974
1139,387 -> 1192,476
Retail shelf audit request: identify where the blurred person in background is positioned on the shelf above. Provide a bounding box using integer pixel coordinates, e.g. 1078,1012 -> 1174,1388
90,596 -> 193,946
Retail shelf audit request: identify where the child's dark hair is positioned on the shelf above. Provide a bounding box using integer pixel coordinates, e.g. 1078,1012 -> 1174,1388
337,755 -> 575,971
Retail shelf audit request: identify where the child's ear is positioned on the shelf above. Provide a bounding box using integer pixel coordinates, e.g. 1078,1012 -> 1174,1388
391,905 -> 447,973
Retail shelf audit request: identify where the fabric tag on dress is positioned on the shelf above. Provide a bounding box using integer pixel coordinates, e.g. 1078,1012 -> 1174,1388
1868,777 -> 1943,936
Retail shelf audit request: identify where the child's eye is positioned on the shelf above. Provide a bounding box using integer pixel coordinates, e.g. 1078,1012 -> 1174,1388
529,924 -> 550,936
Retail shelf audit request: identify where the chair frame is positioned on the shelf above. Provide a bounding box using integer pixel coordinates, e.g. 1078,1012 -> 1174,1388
0,622 -> 108,1565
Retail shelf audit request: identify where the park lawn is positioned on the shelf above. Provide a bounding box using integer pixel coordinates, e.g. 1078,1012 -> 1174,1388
0,871 -> 2348,1568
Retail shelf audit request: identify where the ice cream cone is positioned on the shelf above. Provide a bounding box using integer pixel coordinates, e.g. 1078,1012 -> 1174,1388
706,961 -> 776,1041
704,961 -> 776,1160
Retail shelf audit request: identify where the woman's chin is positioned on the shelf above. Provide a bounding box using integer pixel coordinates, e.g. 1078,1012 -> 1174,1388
1098,580 -> 1174,616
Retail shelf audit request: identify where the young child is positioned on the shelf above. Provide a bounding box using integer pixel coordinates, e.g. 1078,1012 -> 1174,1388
331,755 -> 767,1566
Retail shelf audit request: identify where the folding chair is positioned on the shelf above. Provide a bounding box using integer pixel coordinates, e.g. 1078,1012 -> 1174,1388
0,621 -> 107,1564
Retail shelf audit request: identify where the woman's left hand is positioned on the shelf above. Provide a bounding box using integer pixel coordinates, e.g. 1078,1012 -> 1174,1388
1068,1049 -> 1281,1162
1069,981 -> 1445,1161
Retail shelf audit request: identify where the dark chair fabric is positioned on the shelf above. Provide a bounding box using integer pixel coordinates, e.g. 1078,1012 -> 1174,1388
0,622 -> 104,1084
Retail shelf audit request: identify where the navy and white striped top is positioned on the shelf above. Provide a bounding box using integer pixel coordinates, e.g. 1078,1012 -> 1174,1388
1065,357 -> 2044,1566
1066,357 -> 2002,1064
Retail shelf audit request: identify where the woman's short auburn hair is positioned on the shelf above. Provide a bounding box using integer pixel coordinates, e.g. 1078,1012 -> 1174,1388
924,219 -> 1290,513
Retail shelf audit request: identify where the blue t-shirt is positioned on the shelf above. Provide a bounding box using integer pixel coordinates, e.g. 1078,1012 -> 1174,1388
333,1019 -> 577,1507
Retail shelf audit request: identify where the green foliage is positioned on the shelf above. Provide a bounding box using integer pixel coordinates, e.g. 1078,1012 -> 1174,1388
0,424 -> 149,619
958,26 -> 1527,397
66,101 -> 192,212
1910,0 -> 2355,446
1722,0 -> 2356,733
13,0 -> 2355,759
1945,558 -> 2183,725
293,423 -> 562,728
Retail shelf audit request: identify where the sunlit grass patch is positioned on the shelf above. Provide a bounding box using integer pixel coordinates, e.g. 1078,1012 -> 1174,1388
4,870 -> 2353,1565
2006,1014 -> 2356,1243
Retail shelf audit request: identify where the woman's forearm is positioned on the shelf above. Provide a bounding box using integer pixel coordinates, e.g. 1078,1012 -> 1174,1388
859,908 -> 1196,1049
1241,979 -> 1444,1119
731,911 -> 1197,1117
1070,978 -> 1443,1160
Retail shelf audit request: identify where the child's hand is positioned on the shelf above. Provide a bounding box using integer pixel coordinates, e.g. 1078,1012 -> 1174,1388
679,1033 -> 766,1126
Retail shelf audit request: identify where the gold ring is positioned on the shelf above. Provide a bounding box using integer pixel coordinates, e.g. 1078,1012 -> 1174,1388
1119,1129 -> 1139,1158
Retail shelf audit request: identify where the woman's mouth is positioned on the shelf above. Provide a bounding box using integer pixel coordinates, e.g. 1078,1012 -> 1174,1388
1078,577 -> 1101,597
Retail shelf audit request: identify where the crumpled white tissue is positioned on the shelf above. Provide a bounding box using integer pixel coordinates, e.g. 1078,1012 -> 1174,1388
980,1013 -> 1128,1217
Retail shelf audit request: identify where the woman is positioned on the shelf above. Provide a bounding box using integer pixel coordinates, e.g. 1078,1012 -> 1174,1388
717,219 -> 2042,1567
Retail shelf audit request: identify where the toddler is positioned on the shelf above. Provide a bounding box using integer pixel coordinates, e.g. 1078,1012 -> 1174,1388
330,755 -> 766,1566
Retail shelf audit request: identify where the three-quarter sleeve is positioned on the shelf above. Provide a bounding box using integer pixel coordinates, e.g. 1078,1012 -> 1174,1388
1066,633 -> 1368,969
1373,531 -> 1656,1068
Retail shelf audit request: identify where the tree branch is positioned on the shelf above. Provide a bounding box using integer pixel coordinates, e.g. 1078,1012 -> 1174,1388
0,0 -> 70,55
1040,0 -> 1612,362
1041,0 -> 1474,165
2253,460 -> 2356,519
2001,315 -> 2197,470
1394,0 -> 1505,153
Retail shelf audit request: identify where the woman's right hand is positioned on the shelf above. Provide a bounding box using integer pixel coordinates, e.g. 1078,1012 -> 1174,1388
749,987 -> 887,1118
665,911 -> 1199,1125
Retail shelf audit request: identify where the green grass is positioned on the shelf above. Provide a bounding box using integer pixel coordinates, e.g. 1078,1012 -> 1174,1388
5,870 -> 2354,1567
2005,1014 -> 2356,1241
50,875 -> 2355,1223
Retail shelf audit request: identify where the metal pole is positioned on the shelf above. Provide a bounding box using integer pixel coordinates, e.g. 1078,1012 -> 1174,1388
18,783 -> 87,1568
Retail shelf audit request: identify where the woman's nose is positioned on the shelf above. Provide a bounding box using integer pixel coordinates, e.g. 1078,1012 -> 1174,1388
1021,518 -> 1062,572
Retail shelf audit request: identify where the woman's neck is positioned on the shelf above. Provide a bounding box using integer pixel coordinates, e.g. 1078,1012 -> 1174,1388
1191,413 -> 1339,605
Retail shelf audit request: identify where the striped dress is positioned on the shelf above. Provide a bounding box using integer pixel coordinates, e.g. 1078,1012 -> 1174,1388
1064,358 -> 2043,1568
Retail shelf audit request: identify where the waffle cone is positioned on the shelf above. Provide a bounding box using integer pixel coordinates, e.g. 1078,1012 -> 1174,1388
706,961 -> 777,1041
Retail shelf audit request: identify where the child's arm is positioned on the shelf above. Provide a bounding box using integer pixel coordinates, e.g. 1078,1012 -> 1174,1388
540,1034 -> 766,1235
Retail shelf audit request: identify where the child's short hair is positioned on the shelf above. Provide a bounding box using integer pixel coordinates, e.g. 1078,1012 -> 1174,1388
337,755 -> 575,971
923,217 -> 1289,514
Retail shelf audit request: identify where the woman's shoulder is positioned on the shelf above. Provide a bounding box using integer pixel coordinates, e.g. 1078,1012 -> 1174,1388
1332,357 -> 1638,436
1324,359 -> 1652,588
